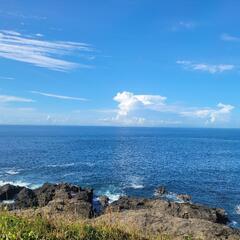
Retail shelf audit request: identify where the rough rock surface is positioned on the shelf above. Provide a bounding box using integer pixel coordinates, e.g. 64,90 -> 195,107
97,209 -> 240,240
15,187 -> 38,208
0,183 -> 93,218
107,196 -> 229,224
0,184 -> 24,200
1,183 -> 240,239
102,196 -> 239,239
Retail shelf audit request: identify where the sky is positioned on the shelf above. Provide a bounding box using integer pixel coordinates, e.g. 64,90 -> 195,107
0,0 -> 239,127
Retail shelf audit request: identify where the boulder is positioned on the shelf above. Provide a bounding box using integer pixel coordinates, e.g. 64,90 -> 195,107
107,196 -> 148,212
33,183 -> 94,218
0,184 -> 24,201
15,187 -> 38,208
34,183 -> 57,207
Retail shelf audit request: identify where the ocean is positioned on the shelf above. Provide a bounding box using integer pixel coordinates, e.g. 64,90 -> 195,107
0,126 -> 240,226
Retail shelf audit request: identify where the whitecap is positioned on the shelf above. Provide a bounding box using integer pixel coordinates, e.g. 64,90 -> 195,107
128,176 -> 144,189
5,170 -> 20,175
97,188 -> 123,203
103,191 -> 121,203
47,163 -> 75,168
129,183 -> 144,189
0,180 -> 41,189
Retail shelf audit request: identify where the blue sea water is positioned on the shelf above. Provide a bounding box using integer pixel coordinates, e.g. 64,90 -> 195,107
0,126 -> 240,226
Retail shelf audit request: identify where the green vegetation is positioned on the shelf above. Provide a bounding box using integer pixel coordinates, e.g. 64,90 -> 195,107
0,211 -> 173,240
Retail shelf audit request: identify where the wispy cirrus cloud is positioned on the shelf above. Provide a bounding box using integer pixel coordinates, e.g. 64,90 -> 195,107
177,60 -> 235,74
0,30 -> 93,71
0,95 -> 34,103
221,33 -> 240,42
31,91 -> 88,101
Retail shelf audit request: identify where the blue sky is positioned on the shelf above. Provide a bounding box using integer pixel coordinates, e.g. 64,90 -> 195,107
0,0 -> 239,127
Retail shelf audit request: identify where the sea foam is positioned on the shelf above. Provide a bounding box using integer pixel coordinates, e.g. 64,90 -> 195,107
0,180 -> 41,189
5,169 -> 20,175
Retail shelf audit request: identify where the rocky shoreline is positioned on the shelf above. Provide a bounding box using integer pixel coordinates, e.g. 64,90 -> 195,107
0,182 -> 240,240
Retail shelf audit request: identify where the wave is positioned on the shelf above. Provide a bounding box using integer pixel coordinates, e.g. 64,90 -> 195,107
5,169 -> 20,175
129,183 -> 144,189
47,163 -> 75,168
128,176 -> 144,189
97,186 -> 123,203
0,180 -> 41,189
102,190 -> 121,202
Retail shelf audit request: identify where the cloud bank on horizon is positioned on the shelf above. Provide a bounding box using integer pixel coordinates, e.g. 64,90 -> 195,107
112,91 -> 234,126
0,1 -> 239,127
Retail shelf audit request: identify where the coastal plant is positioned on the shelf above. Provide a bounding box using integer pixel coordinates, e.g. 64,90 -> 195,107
0,211 -> 194,240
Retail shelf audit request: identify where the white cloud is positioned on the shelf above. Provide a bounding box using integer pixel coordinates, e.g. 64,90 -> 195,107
113,91 -> 234,125
113,91 -> 166,118
177,60 -> 234,74
31,91 -> 88,101
221,33 -> 240,42
0,30 -> 93,71
181,103 -> 234,123
0,95 -> 34,103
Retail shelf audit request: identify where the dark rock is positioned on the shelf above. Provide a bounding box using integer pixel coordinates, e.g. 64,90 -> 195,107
0,184 -> 24,200
15,187 -> 38,208
108,196 -> 229,225
108,196 -> 148,212
177,194 -> 192,202
32,183 -> 94,218
74,189 -> 93,203
97,207 -> 240,240
34,183 -> 57,207
66,198 -> 93,218
155,186 -> 167,196
99,195 -> 109,209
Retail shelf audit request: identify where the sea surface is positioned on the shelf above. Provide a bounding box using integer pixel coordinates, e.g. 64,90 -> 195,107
0,126 -> 240,226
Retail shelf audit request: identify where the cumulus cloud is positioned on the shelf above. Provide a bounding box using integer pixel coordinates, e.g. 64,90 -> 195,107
0,95 -> 34,103
113,91 -> 234,125
177,60 -> 234,73
113,91 -> 166,118
0,30 -> 93,71
181,103 -> 234,123
31,91 -> 88,101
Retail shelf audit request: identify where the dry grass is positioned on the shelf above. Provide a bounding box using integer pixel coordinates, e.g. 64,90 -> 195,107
0,210 -> 192,240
